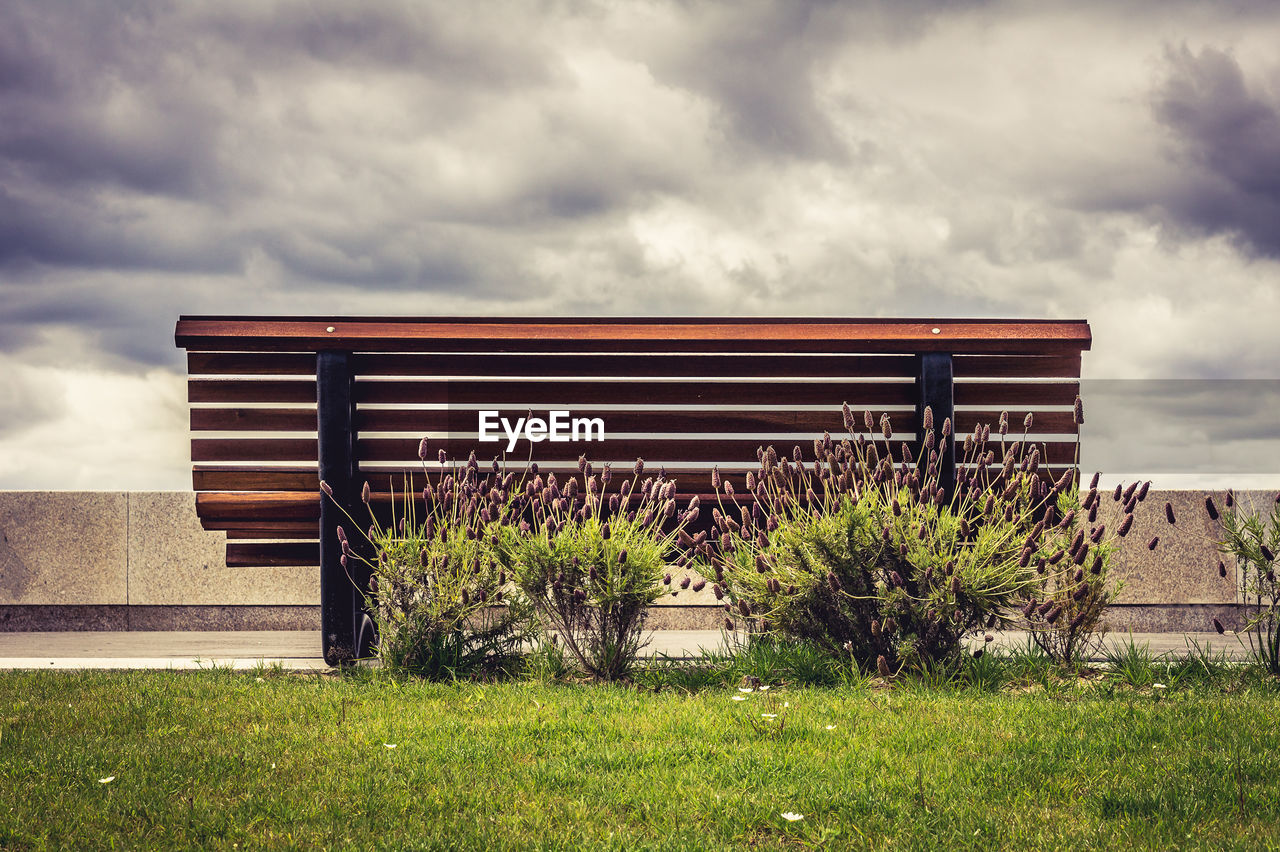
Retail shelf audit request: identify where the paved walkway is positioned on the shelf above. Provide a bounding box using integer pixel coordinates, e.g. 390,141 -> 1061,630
0,630 -> 1254,670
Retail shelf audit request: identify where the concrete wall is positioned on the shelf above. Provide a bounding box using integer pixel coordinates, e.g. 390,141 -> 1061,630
0,492 -> 317,630
1,490 -> 1271,631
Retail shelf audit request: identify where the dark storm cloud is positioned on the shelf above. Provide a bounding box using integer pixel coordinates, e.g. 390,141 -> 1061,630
1150,45 -> 1280,257
0,1 -> 570,293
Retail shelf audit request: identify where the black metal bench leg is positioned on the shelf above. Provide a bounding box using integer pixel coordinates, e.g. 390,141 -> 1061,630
318,351 -> 366,666
916,352 -> 956,499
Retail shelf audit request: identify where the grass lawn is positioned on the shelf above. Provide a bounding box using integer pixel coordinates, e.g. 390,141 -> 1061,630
2,667 -> 1279,850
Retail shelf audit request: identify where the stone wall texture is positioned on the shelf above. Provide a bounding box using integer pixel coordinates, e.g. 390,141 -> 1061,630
0,489 -> 1274,631
0,492 -> 317,610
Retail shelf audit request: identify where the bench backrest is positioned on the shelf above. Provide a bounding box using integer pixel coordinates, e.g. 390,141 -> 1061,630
176,316 -> 1090,662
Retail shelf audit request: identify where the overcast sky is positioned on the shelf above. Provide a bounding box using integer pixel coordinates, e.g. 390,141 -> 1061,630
2,0 -> 1279,490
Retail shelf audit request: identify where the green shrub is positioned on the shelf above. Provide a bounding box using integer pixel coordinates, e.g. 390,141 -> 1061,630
323,454 -> 529,678
702,403 -> 1120,674
494,459 -> 697,682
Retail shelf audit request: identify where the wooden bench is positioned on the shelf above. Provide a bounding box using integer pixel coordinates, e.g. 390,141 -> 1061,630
175,317 -> 1091,663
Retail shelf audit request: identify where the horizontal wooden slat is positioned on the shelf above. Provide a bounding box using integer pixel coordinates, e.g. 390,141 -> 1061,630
213,524 -> 318,539
227,542 -> 319,567
186,406 -> 1078,436
177,317 -> 1092,355
355,352 -> 919,378
354,380 -> 917,406
356,437 -> 1083,466
189,380 -> 316,404
954,411 -> 1078,434
187,350 -> 1083,381
188,352 -> 316,376
192,438 -> 317,462
953,382 -> 1079,406
191,408 -> 317,431
355,409 -> 874,436
951,353 -> 1081,379
197,491 -> 319,520
193,466 -> 317,492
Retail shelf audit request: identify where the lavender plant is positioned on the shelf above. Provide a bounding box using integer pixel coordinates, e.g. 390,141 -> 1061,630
492,457 -> 699,682
700,399 -> 1132,672
1204,490 -> 1280,674
1016,473 -> 1124,665
321,445 -> 529,678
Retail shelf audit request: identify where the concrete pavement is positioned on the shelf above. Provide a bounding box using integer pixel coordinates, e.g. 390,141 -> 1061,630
0,629 -> 1257,670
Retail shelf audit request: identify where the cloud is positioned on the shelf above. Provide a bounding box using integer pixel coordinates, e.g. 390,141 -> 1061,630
1150,44 -> 1280,257
2,1 -> 1280,488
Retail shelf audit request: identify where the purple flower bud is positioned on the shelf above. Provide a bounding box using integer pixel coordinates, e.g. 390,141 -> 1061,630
438,448 -> 448,465
1205,496 -> 1219,521
662,573 -> 671,585
1263,545 -> 1276,562
1219,561 -> 1227,578
1147,536 -> 1159,551
827,572 -> 841,592
1118,514 -> 1134,537
1137,481 -> 1150,502
724,617 -> 736,631
320,480 -> 333,498
711,467 -> 721,490
680,576 -> 691,590
877,656 -> 891,678
361,481 -> 371,504
1073,395 -> 1084,425
1090,554 -> 1103,574
1164,502 -> 1176,525
1213,617 -> 1225,634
